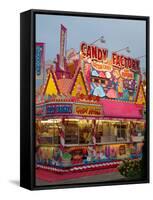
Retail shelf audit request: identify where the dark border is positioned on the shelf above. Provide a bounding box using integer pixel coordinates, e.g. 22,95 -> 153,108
20,9 -> 150,190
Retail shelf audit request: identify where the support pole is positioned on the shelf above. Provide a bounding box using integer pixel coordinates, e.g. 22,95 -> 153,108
92,119 -> 97,157
59,118 -> 65,161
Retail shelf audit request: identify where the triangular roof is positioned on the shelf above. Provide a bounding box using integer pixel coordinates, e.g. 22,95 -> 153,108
43,71 -> 60,96
70,67 -> 88,96
136,81 -> 146,105
57,78 -> 73,95
43,64 -> 89,97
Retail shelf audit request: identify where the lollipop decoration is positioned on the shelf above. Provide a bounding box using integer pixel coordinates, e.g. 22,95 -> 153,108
58,119 -> 65,161
105,145 -> 110,159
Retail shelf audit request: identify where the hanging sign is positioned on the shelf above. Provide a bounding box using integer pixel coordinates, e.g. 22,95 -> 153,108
46,104 -> 72,115
120,68 -> 134,79
74,104 -> 102,116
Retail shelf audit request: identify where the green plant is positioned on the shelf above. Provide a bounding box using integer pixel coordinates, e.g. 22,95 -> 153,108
118,159 -> 143,178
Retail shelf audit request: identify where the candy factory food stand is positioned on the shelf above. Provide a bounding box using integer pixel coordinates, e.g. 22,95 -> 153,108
36,65 -> 145,173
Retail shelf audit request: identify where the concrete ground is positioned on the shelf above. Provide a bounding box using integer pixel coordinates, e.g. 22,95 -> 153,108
36,171 -> 126,186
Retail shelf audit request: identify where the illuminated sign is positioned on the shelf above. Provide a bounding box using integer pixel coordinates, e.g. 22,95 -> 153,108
74,104 -> 102,116
80,42 -> 108,62
112,52 -> 140,72
120,68 -> 134,79
78,94 -> 100,102
81,43 -> 140,73
46,104 -> 72,115
80,42 -> 141,102
92,61 -> 113,72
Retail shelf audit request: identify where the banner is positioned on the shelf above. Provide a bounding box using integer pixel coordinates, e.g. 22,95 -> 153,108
36,43 -> 45,80
59,24 -> 67,71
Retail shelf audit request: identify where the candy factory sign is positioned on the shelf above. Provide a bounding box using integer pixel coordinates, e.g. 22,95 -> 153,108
74,104 -> 102,116
81,42 -> 108,62
112,52 -> 140,72
80,43 -> 140,72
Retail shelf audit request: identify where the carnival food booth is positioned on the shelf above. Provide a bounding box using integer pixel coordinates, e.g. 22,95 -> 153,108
36,83 -> 145,172
36,42 -> 145,172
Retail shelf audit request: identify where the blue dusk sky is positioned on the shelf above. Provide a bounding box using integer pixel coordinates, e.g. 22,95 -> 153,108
36,14 -> 146,73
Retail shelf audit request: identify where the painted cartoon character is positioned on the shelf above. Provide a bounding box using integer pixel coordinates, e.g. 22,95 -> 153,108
105,145 -> 110,159
52,148 -> 61,166
118,78 -> 123,98
93,82 -> 105,98
99,150 -> 107,160
87,146 -> 96,161
106,83 -> 117,99
123,88 -> 129,101
110,147 -> 117,159
90,80 -> 96,95
128,80 -> 136,101
87,148 -> 92,162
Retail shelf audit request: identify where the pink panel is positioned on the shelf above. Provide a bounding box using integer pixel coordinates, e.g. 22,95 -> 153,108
100,99 -> 143,119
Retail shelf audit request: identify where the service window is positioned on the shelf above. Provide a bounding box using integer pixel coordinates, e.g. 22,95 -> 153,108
64,120 -> 79,144
135,122 -> 145,136
101,121 -> 118,142
79,120 -> 92,144
103,122 -> 110,136
116,122 -> 128,141
53,127 -> 60,144
96,121 -> 103,143
37,120 -> 61,145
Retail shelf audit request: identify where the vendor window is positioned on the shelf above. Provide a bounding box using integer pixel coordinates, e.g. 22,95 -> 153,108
37,120 -> 60,145
64,120 -> 79,144
96,121 -> 103,143
102,121 -> 117,142
94,121 -> 129,143
116,122 -> 128,141
79,120 -> 92,144
96,121 -> 117,143
135,122 -> 145,136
